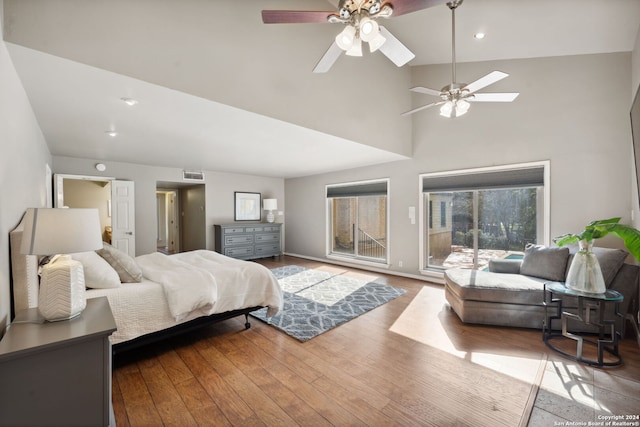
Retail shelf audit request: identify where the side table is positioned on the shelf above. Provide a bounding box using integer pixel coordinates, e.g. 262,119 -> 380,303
542,282 -> 624,367
0,297 -> 117,426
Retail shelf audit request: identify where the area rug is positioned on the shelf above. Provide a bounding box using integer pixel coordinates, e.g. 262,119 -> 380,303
251,265 -> 406,342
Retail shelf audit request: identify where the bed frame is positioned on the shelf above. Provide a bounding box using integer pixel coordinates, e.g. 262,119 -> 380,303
111,305 -> 261,354
9,216 -> 263,355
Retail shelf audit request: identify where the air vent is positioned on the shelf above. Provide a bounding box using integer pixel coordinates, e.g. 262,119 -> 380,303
182,170 -> 204,182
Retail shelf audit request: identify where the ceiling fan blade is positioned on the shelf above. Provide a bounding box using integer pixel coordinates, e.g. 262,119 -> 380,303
383,0 -> 449,17
463,71 -> 509,94
401,101 -> 443,116
468,93 -> 520,102
313,42 -> 343,73
410,86 -> 442,97
261,10 -> 335,24
378,26 -> 415,67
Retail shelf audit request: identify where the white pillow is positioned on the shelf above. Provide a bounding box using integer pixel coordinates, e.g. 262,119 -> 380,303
70,251 -> 121,289
97,242 -> 142,283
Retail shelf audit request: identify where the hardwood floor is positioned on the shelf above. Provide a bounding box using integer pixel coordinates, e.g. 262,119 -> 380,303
112,256 -> 640,426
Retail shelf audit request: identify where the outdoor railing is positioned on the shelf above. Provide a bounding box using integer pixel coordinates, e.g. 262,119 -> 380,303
358,228 -> 386,259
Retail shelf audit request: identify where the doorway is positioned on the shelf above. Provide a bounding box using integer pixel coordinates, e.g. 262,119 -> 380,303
54,174 -> 137,256
156,182 -> 206,254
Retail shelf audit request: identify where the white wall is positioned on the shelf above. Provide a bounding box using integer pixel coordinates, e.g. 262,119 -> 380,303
630,24 -> 640,230
284,52 -> 633,276
0,0 -> 52,331
52,156 -> 285,256
3,0 -> 413,157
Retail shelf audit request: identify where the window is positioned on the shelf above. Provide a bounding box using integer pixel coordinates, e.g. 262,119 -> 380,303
420,162 -> 549,272
327,179 -> 389,264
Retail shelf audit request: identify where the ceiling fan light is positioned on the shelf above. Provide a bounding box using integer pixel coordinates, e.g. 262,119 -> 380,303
346,37 -> 363,56
440,101 -> 454,118
456,99 -> 470,116
359,17 -> 379,42
367,32 -> 386,52
336,25 -> 356,51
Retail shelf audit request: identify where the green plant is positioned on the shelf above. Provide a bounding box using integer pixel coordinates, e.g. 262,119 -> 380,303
553,217 -> 640,261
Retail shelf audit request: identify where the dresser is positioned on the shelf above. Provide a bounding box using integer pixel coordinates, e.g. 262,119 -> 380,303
0,297 -> 117,427
214,223 -> 282,260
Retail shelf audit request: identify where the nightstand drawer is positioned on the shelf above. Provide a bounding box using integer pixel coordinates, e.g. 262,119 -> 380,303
225,235 -> 254,245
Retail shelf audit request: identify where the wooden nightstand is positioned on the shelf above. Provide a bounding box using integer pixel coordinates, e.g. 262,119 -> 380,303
0,297 -> 117,426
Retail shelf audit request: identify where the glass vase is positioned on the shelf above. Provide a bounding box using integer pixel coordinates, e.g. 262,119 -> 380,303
565,239 -> 606,294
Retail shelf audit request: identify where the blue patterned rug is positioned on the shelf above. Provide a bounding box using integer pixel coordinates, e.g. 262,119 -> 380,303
251,265 -> 406,342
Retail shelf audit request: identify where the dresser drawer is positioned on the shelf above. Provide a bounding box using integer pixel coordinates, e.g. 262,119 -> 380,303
255,244 -> 280,256
225,235 -> 253,245
255,233 -> 279,243
223,227 -> 246,234
262,226 -> 279,232
225,246 -> 254,257
244,226 -> 264,233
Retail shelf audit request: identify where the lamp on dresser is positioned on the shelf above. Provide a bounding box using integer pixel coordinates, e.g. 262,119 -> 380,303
263,198 -> 277,223
20,208 -> 103,321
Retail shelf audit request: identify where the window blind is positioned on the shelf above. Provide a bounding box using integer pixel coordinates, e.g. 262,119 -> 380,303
326,180 -> 388,198
422,166 -> 544,192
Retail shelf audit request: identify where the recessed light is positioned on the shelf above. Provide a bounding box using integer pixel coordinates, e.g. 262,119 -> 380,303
105,130 -> 118,137
120,97 -> 139,106
474,32 -> 486,39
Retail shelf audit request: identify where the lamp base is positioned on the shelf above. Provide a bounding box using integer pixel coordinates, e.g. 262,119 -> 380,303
266,211 -> 275,223
38,256 -> 87,322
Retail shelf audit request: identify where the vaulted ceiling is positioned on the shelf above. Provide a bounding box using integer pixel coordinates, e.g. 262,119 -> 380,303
4,0 -> 640,178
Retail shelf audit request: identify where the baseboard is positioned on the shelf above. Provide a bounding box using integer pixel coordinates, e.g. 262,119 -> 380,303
283,252 -> 439,284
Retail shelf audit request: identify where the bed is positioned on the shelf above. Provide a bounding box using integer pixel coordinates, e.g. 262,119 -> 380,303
9,216 -> 283,353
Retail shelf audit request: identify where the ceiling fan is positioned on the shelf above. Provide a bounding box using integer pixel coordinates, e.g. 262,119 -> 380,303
402,0 -> 519,118
262,0 -> 448,73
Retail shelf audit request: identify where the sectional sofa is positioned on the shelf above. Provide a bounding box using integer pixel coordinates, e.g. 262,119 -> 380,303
444,245 -> 639,332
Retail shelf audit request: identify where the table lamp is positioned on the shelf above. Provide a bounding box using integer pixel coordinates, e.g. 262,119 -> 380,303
20,208 -> 103,321
263,199 -> 277,223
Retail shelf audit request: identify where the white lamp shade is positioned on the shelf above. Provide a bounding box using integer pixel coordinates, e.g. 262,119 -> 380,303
367,32 -> 386,52
336,25 -> 356,51
440,101 -> 454,118
456,99 -> 470,116
263,199 -> 278,211
21,208 -> 103,255
359,17 -> 379,42
345,37 -> 363,57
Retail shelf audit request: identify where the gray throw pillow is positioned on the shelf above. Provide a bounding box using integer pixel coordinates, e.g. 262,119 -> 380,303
519,244 -> 570,281
566,246 -> 628,287
97,242 -> 143,283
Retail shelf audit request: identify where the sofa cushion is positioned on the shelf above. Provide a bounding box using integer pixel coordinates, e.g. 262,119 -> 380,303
489,258 -> 522,274
445,269 -> 547,305
566,246 -> 628,287
519,245 -> 570,281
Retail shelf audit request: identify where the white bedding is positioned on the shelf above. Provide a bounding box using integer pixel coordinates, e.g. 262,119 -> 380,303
86,250 -> 282,344
136,252 -> 218,321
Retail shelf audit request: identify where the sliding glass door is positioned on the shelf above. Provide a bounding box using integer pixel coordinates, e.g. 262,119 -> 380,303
327,180 -> 388,263
422,164 -> 546,271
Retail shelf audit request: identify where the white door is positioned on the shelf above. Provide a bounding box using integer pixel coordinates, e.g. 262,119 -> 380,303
111,180 -> 136,256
